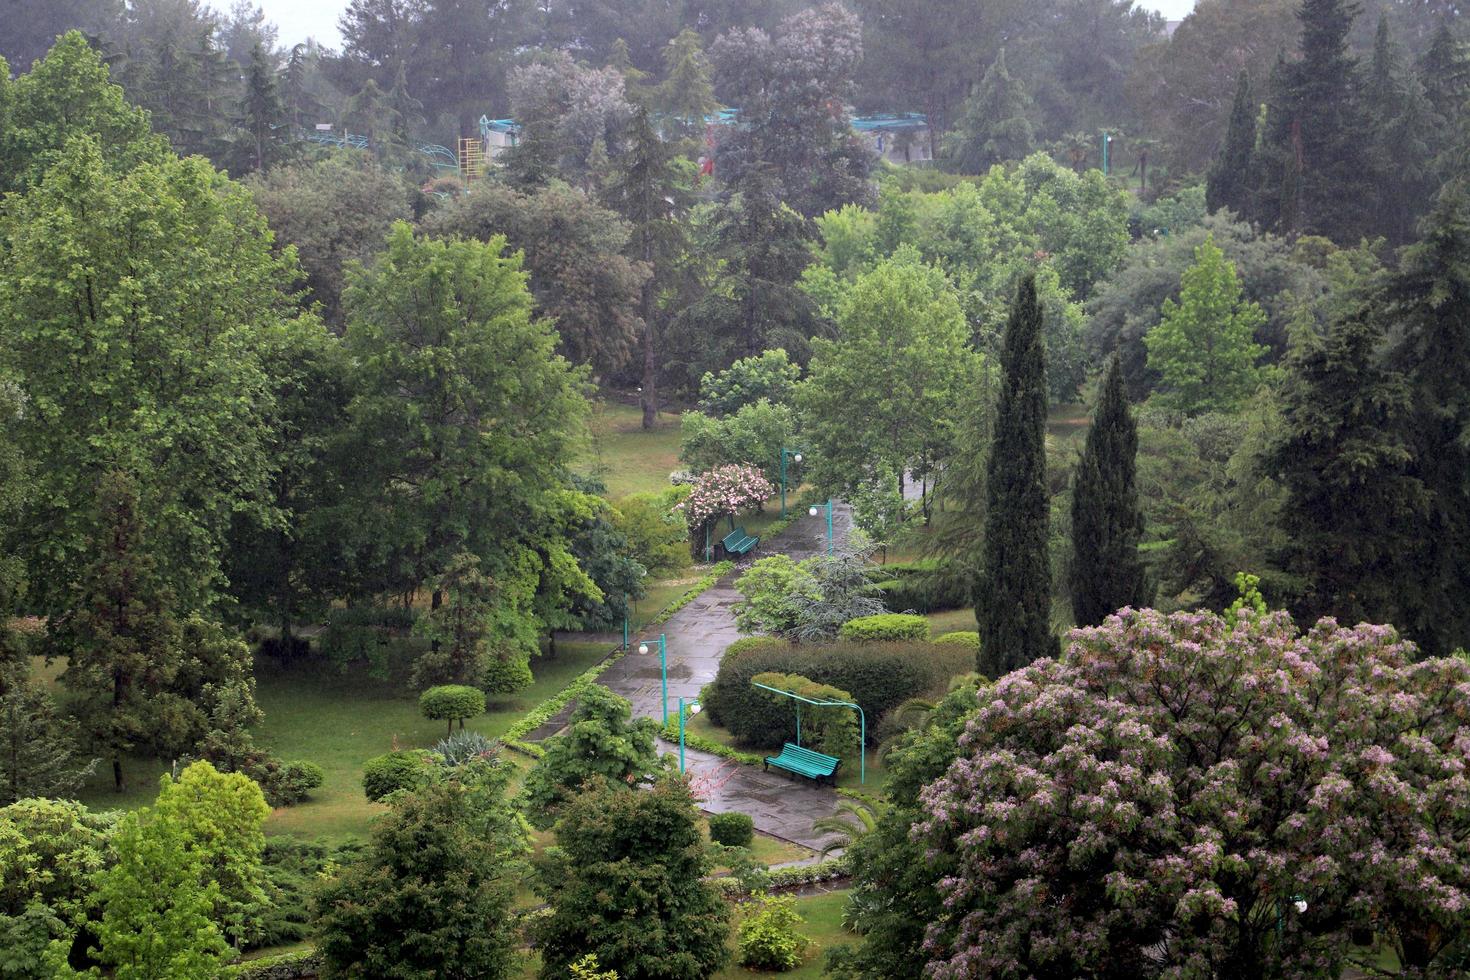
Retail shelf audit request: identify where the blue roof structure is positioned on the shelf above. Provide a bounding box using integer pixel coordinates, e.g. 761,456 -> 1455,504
850,113 -> 929,133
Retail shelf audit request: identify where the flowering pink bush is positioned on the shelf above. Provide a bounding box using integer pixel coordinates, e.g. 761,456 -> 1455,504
678,464 -> 775,530
917,607 -> 1470,978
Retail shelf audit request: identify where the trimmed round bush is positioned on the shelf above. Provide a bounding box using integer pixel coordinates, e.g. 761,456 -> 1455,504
270,761 -> 325,806
708,811 -> 755,848
419,684 -> 487,736
362,750 -> 437,802
933,631 -> 981,654
838,613 -> 930,643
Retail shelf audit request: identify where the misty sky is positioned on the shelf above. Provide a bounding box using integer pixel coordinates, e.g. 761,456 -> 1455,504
254,0 -> 1200,48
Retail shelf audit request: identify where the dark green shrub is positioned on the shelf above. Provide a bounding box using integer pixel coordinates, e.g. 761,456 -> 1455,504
873,560 -> 971,614
419,684 -> 487,735
317,606 -> 417,677
838,613 -> 930,642
708,811 -> 755,848
263,761 -> 324,806
703,641 -> 972,748
362,750 -> 437,802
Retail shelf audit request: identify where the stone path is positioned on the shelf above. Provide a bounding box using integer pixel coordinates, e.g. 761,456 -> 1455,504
595,503 -> 855,851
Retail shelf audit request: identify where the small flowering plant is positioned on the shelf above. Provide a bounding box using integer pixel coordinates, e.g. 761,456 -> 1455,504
916,607 -> 1470,978
677,464 -> 775,530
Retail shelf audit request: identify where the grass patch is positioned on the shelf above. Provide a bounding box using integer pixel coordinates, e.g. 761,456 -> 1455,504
580,400 -> 683,501
925,607 -> 977,636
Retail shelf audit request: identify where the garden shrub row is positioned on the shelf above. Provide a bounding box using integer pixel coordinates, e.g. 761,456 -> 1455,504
236,949 -> 324,979
702,638 -> 972,749
871,560 -> 970,614
838,613 -> 930,642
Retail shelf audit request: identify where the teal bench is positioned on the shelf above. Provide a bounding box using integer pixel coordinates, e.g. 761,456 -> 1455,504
763,743 -> 841,785
722,526 -> 759,557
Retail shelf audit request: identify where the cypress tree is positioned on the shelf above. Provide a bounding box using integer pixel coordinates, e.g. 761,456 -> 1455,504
1068,353 -> 1146,627
1206,70 -> 1256,218
1269,301 -> 1421,628
1364,16 -> 1437,244
976,274 -> 1057,678
1388,183 -> 1470,656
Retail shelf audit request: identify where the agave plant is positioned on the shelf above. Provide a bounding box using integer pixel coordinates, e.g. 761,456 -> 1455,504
434,730 -> 498,767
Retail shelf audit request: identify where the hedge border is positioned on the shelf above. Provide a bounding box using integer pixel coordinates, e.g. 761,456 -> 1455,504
710,855 -> 851,896
236,949 -> 323,980
660,718 -> 764,767
500,561 -> 736,746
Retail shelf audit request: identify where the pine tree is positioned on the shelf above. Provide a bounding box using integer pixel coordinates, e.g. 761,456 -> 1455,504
943,49 -> 1035,173
976,274 -> 1057,678
1269,303 -> 1421,628
656,28 -> 716,150
604,105 -> 686,429
1364,16 -> 1438,244
233,40 -> 290,174
1068,354 -> 1146,627
1419,23 -> 1470,132
0,681 -> 96,806
1250,0 -> 1377,242
56,472 -> 183,792
1388,183 -> 1470,656
1206,70 -> 1256,217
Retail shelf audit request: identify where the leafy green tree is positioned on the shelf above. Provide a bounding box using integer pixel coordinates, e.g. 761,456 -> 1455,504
246,154 -> 414,329
54,473 -> 183,793
316,763 -> 529,979
504,52 -> 633,190
0,31 -> 161,195
1145,234 -> 1267,415
340,222 -> 590,617
613,490 -> 693,578
520,685 -> 664,830
800,254 -> 980,508
976,274 -> 1057,678
564,480 -> 648,632
1206,69 -> 1256,217
421,181 -> 649,381
944,49 -> 1035,173
1387,183 -> 1470,657
698,349 -> 802,417
1069,354 -> 1147,626
535,776 -> 730,980
150,761 -> 270,948
0,140 -> 298,615
680,399 -> 799,485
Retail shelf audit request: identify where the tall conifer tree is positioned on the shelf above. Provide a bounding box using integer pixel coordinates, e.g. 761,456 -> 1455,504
1206,70 -> 1256,217
976,274 -> 1057,678
1068,353 -> 1146,627
944,49 -> 1035,173
1388,183 -> 1470,656
1270,302 -> 1421,627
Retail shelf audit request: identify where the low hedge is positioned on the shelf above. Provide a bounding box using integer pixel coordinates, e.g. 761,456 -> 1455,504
702,640 -> 972,749
710,855 -> 852,897
838,613 -> 930,642
709,811 -> 755,848
872,560 -> 970,614
236,949 -> 323,979
933,630 -> 980,654
660,717 -> 764,766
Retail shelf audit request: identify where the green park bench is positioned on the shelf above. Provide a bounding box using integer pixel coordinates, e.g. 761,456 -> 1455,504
763,742 -> 841,785
722,526 -> 759,557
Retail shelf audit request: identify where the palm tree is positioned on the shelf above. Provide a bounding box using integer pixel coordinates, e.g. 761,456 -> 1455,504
810,799 -> 883,858
1062,132 -> 1092,172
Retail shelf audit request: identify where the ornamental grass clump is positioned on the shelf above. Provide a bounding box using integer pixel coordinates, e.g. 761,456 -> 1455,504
916,607 -> 1470,978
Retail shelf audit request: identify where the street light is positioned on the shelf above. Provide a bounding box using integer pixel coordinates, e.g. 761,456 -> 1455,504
779,448 -> 804,519
637,633 -> 669,724
808,499 -> 834,555
678,697 -> 702,773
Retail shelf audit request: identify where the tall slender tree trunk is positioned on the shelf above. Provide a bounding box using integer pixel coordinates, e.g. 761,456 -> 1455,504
641,299 -> 659,430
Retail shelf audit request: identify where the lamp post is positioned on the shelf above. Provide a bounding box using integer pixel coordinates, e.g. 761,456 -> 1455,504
808,499 -> 834,555
638,633 -> 669,724
1101,130 -> 1113,175
779,448 -> 803,519
677,697 -> 702,773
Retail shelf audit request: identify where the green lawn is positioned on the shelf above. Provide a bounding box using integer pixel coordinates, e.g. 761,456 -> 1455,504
925,607 -> 977,636
580,400 -> 683,501
62,640 -> 615,840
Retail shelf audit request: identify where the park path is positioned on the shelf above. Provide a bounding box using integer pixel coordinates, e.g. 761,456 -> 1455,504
595,503 -> 855,851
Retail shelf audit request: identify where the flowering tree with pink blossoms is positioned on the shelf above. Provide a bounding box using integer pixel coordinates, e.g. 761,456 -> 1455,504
678,464 -> 775,535
916,607 -> 1470,978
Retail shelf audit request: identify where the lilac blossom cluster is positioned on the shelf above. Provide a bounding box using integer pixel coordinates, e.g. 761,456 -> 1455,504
677,464 -> 775,529
917,607 -> 1470,977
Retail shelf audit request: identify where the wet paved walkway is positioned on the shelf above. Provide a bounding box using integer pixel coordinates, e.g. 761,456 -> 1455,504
595,504 -> 854,851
